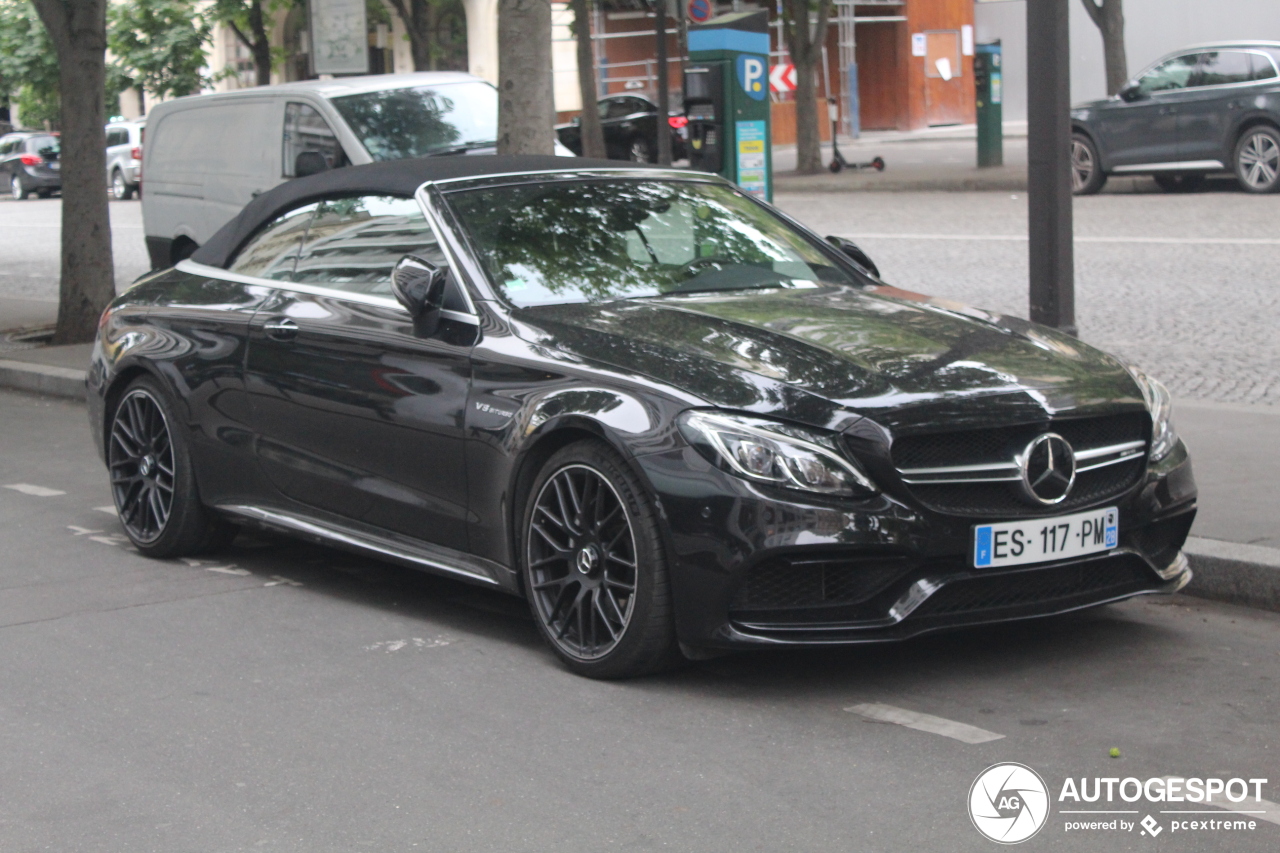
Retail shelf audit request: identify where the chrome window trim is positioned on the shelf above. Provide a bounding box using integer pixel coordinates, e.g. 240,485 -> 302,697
427,167 -> 721,187
174,258 -> 480,326
414,181 -> 500,305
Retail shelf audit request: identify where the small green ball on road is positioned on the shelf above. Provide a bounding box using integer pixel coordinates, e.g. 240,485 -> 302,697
1109,747 -> 1121,758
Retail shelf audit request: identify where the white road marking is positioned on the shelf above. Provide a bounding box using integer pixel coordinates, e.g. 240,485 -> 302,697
89,533 -> 130,546
364,637 -> 451,652
845,702 -> 1005,744
67,525 -> 103,536
94,506 -> 117,515
263,575 -> 303,587
842,232 -> 1280,247
1160,778 -> 1279,826
180,559 -> 251,577
5,483 -> 66,497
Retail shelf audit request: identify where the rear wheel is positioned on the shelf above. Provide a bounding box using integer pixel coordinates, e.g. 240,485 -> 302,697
629,136 -> 653,164
11,173 -> 28,200
521,441 -> 678,678
1070,133 -> 1106,195
112,169 -> 134,200
1234,126 -> 1280,193
108,377 -> 235,557
1153,172 -> 1205,193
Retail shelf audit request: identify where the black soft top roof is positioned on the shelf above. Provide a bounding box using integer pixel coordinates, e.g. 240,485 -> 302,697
191,154 -> 647,269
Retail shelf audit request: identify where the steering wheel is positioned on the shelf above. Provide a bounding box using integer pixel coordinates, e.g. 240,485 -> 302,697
679,256 -> 736,277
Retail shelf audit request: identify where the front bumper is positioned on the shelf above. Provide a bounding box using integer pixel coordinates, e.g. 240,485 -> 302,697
636,440 -> 1197,651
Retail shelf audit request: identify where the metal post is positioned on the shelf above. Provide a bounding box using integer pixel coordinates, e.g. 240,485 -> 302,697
1026,0 -> 1076,335
654,2 -> 673,165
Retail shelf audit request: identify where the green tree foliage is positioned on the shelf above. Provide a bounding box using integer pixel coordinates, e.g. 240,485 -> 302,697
108,0 -> 212,101
0,0 -> 60,127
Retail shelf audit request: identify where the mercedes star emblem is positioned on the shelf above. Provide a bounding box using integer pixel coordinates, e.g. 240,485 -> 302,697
1018,433 -> 1076,505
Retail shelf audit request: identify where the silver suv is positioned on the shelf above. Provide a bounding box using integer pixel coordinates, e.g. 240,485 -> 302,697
105,120 -> 144,200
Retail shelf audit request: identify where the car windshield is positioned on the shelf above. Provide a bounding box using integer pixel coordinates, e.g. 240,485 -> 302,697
447,179 -> 862,308
329,81 -> 499,160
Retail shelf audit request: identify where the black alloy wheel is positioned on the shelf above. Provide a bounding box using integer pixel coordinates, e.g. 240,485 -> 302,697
108,377 -> 235,556
522,442 -> 678,678
1070,133 -> 1106,195
1153,172 -> 1205,193
11,173 -> 28,201
629,137 -> 653,164
1234,126 -> 1280,193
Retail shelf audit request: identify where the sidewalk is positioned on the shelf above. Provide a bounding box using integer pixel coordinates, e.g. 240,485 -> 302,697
1,342 -> 1278,613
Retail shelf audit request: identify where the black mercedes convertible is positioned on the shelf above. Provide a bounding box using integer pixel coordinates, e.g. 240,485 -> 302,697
89,156 -> 1196,678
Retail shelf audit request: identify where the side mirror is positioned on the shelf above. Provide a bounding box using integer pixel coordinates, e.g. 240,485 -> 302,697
825,236 -> 881,279
1118,82 -> 1143,102
392,254 -> 449,336
295,150 -> 328,177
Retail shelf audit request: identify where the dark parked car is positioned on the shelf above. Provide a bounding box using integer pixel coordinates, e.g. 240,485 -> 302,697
89,156 -> 1196,678
1071,41 -> 1280,194
0,131 -> 61,200
557,95 -> 688,163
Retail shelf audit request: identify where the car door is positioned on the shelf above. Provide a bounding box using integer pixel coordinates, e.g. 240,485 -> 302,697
245,193 -> 477,550
1095,53 -> 1199,168
1177,50 -> 1258,166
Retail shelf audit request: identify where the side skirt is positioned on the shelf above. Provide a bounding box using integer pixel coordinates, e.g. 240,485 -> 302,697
217,504 -> 514,591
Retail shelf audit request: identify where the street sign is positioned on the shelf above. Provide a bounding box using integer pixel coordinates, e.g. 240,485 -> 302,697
687,0 -> 712,24
769,63 -> 797,92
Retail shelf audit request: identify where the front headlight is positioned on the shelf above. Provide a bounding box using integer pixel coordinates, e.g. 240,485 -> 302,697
677,410 -> 877,497
1128,367 -> 1178,461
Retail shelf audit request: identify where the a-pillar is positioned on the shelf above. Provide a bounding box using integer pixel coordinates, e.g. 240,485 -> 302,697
462,0 -> 500,85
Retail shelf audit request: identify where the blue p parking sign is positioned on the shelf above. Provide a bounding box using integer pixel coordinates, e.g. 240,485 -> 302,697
736,54 -> 767,101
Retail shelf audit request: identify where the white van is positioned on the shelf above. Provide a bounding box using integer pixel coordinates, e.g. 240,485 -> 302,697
141,72 -> 571,269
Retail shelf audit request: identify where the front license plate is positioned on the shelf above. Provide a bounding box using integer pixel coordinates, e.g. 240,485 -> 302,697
973,507 -> 1118,569
49,161 -> 59,170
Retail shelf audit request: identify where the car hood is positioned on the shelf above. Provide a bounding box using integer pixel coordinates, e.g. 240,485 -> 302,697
510,284 -> 1144,432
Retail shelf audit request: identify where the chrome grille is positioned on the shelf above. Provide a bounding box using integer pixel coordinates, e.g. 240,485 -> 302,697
887,413 -> 1149,518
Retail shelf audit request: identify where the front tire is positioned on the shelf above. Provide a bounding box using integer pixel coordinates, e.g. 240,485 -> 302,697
1234,126 -> 1280,193
11,173 -> 28,200
1071,133 -> 1106,195
521,441 -> 678,678
107,376 -> 235,557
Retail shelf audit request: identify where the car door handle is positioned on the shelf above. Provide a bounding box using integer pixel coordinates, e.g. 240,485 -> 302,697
263,317 -> 298,340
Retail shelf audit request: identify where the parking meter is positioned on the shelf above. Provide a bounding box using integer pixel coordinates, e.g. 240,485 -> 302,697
974,41 -> 1003,168
684,10 -> 772,201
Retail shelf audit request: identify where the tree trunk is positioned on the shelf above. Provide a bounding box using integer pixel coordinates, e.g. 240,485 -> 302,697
1080,0 -> 1128,96
497,0 -> 554,155
31,0 -> 115,345
388,0 -> 433,71
782,0 -> 831,174
570,0 -> 605,158
248,0 -> 272,85
653,1 -> 671,165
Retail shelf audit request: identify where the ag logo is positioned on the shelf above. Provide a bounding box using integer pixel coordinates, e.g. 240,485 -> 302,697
736,54 -> 767,101
969,763 -> 1050,844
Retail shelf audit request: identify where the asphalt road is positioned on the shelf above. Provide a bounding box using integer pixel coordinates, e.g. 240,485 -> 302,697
1,388 -> 1277,851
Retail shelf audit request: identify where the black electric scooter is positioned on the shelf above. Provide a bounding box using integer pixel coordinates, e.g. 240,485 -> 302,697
827,97 -> 885,174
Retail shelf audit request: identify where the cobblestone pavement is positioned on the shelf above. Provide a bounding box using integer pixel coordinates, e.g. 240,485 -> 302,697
776,185 -> 1280,405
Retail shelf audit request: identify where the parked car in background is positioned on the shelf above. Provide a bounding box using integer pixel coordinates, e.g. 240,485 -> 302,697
91,156 -> 1196,679
140,72 -> 574,269
1071,41 -> 1280,194
0,131 -> 61,200
557,94 -> 688,163
105,120 -> 145,200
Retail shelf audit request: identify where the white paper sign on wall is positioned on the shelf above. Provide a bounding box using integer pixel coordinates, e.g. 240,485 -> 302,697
310,0 -> 369,75
962,25 -> 975,56
911,33 -> 926,57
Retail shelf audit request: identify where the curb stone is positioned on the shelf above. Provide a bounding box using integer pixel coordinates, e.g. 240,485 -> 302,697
1182,536 -> 1280,613
1,360 -> 1277,614
0,358 -> 86,400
